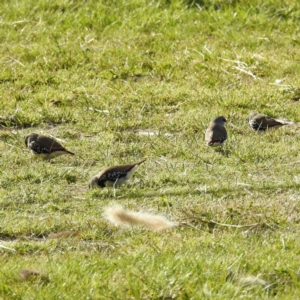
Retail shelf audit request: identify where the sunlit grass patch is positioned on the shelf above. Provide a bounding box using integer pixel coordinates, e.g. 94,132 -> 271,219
1,0 -> 300,298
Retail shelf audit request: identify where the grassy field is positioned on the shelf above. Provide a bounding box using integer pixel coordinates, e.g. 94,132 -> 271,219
1,0 -> 300,298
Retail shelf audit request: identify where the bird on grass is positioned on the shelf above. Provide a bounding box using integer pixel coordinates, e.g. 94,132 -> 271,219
248,112 -> 293,131
89,159 -> 146,189
25,133 -> 75,160
205,116 -> 227,146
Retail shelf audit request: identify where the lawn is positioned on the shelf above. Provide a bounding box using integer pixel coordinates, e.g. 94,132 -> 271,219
1,0 -> 300,299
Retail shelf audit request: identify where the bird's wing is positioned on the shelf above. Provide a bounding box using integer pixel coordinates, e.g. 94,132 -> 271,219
37,136 -> 66,151
205,123 -> 227,143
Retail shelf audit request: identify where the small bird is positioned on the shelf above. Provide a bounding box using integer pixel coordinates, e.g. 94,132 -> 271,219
89,159 -> 146,189
25,133 -> 75,160
248,112 -> 293,131
205,116 -> 227,146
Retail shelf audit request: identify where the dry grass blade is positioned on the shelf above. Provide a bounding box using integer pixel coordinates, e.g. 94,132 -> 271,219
181,208 -> 261,229
48,231 -> 79,239
179,221 -> 206,232
0,243 -> 15,251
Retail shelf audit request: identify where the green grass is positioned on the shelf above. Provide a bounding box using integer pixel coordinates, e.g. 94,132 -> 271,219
1,0 -> 300,298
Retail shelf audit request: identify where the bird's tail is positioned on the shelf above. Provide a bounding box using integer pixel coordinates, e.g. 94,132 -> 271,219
274,118 -> 294,126
64,149 -> 75,155
135,159 -> 147,165
103,205 -> 177,232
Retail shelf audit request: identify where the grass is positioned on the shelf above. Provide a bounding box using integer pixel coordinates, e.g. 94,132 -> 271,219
1,0 -> 300,298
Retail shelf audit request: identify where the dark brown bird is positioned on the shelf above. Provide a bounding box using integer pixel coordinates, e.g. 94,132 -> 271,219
89,159 -> 146,189
205,116 -> 227,146
25,133 -> 74,160
248,112 -> 293,131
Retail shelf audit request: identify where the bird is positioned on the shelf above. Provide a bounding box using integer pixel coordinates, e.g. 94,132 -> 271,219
248,112 -> 293,131
25,133 -> 75,160
89,159 -> 146,189
205,116 -> 227,146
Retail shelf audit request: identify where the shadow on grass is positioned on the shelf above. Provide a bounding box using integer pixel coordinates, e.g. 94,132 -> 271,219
180,0 -> 240,9
99,181 -> 300,200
